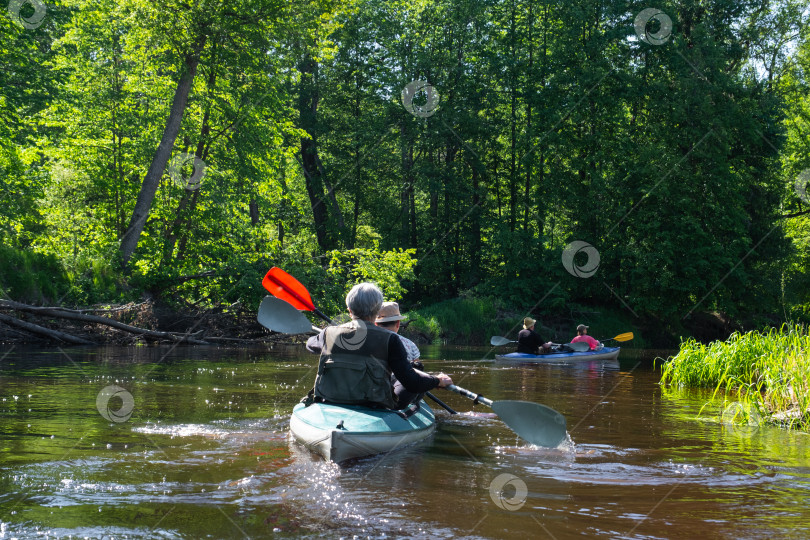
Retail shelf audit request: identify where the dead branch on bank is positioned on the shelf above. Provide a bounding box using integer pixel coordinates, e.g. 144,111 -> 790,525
0,312 -> 94,345
0,300 -> 210,345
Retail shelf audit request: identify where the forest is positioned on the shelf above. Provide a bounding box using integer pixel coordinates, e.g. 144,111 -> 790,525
1,0 -> 809,344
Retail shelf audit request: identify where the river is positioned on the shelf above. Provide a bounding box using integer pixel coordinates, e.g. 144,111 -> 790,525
1,345 -> 809,539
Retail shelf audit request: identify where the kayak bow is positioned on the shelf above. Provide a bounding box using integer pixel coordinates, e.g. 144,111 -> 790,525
289,401 -> 436,463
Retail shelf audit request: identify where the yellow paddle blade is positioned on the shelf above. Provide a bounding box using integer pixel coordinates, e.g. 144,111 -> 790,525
613,332 -> 634,342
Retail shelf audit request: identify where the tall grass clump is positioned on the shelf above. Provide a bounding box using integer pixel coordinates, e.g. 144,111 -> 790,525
0,245 -> 69,303
659,325 -> 810,430
406,296 -> 511,344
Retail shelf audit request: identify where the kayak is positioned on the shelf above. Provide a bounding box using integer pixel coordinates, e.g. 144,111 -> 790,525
289,400 -> 436,463
496,346 -> 621,363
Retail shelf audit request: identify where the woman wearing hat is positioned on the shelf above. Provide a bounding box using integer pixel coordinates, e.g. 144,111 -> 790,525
571,324 -> 601,351
375,302 -> 421,362
517,317 -> 553,354
375,301 -> 429,407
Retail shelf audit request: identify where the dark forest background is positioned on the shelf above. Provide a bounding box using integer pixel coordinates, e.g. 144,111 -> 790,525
1,0 -> 809,343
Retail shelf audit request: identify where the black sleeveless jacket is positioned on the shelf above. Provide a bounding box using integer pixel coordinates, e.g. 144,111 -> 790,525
313,320 -> 398,409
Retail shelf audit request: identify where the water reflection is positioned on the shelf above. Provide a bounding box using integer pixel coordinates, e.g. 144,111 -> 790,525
1,346 -> 810,538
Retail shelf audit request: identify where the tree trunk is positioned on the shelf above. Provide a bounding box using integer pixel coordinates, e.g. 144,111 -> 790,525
249,200 -> 259,226
509,1 -> 517,233
277,159 -> 289,248
536,3 -> 549,240
120,35 -> 208,266
523,1 -> 533,232
162,50 -> 217,266
409,178 -> 417,249
469,167 -> 481,286
401,124 -> 414,245
320,159 -> 345,234
298,54 -> 332,251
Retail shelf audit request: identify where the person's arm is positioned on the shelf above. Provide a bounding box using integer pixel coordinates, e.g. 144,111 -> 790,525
387,336 -> 443,392
305,329 -> 326,354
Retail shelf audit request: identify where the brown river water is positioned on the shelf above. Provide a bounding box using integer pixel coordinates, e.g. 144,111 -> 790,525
1,345 -> 809,539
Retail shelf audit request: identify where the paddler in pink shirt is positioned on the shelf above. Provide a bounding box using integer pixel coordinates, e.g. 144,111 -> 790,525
571,324 -> 602,350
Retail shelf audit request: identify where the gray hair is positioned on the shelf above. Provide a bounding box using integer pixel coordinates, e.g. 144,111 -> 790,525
345,282 -> 383,320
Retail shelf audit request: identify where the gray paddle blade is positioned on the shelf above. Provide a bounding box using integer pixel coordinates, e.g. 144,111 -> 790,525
566,342 -> 591,352
491,400 -> 567,448
257,296 -> 315,334
490,336 -> 515,346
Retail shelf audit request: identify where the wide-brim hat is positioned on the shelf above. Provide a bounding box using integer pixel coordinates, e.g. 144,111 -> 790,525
376,301 -> 406,323
576,324 -> 589,332
523,317 -> 536,329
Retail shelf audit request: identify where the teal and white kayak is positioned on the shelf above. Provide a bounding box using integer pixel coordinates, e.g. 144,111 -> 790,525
289,401 -> 436,463
496,346 -> 620,363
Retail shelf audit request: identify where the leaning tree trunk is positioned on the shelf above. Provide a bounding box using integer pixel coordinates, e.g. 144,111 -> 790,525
162,45 -> 217,267
120,35 -> 208,266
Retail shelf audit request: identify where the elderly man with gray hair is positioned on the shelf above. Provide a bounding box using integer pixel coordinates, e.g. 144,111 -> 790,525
306,282 -> 452,410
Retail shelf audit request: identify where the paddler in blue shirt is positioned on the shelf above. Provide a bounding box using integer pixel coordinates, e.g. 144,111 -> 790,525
306,283 -> 452,409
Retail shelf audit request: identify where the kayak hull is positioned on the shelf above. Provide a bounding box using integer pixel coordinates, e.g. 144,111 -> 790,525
496,346 -> 621,363
289,401 -> 436,463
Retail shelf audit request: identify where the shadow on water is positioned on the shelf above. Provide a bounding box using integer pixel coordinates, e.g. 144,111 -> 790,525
1,345 -> 810,538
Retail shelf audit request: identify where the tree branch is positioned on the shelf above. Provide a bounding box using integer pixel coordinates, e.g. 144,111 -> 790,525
780,209 -> 810,219
0,300 -> 210,344
0,313 -> 94,345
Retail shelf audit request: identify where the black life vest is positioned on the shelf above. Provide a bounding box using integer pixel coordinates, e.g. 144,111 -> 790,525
313,320 -> 397,409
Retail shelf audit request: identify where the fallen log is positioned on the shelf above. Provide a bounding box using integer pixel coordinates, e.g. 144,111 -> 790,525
206,336 -> 272,343
0,300 -> 210,345
48,301 -> 150,314
0,312 -> 94,345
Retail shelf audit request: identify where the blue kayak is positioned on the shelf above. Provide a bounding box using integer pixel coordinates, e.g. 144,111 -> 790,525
496,346 -> 620,363
289,401 -> 436,463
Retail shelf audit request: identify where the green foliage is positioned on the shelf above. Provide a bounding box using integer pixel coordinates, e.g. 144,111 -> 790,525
659,325 -> 810,430
407,296 -> 511,345
0,245 -> 69,303
564,305 -> 648,349
326,247 -> 416,299
778,22 -> 810,321
280,246 -> 418,318
0,0 -> 808,341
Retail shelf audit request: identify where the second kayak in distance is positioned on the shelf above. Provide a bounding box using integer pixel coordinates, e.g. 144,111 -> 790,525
495,346 -> 621,363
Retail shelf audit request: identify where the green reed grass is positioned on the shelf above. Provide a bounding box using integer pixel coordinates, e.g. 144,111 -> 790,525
406,296 -> 512,345
659,325 -> 810,430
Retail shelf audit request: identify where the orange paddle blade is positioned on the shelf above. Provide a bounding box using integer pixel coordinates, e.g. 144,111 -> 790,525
261,267 -> 316,311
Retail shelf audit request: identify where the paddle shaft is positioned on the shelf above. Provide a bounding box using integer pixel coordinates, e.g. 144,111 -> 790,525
424,391 -> 457,414
597,332 -> 633,343
446,385 -> 493,407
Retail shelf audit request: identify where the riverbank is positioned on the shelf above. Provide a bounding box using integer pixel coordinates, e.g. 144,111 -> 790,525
0,293 -> 758,349
659,325 -> 810,430
0,298 -> 299,347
